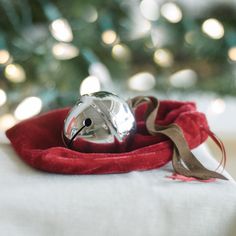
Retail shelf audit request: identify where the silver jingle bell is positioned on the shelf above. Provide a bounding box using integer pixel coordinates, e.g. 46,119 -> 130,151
63,91 -> 136,150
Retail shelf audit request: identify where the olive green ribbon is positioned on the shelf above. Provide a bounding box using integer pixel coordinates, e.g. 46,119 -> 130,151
128,96 -> 227,180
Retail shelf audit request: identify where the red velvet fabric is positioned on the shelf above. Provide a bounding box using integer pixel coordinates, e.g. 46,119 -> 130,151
6,100 -> 209,174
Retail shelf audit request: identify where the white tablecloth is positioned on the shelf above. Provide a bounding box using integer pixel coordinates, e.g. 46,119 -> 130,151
0,140 -> 236,236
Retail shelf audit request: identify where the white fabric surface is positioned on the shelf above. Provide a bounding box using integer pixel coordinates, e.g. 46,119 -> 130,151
0,142 -> 236,236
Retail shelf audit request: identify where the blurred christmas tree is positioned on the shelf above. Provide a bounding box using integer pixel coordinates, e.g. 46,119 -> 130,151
0,0 -> 236,130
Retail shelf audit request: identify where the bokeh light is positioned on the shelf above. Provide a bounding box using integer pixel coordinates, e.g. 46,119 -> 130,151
112,44 -> 131,61
228,47 -> 236,61
0,89 -> 7,107
14,97 -> 42,120
0,114 -> 16,131
101,30 -> 117,45
169,69 -> 197,88
0,50 -> 10,64
50,18 -> 73,42
210,98 -> 226,114
161,3 -> 182,23
5,64 -> 26,83
82,5 -> 98,23
89,62 -> 112,86
52,43 -> 79,60
153,48 -> 173,67
80,75 -> 101,95
140,0 -> 159,21
202,18 -> 224,39
128,72 -> 156,91
185,31 -> 195,44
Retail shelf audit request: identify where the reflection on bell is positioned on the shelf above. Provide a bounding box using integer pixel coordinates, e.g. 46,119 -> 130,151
63,91 -> 136,150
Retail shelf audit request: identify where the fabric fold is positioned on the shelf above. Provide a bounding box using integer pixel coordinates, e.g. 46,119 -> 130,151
6,99 -> 216,176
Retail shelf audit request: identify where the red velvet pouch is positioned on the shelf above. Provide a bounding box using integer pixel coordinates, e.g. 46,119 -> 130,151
6,100 -> 209,174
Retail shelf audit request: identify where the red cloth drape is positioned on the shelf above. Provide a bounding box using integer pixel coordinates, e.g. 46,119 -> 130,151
6,100 -> 209,174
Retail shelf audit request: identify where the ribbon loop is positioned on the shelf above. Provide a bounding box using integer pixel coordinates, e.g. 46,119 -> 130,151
129,96 -> 227,180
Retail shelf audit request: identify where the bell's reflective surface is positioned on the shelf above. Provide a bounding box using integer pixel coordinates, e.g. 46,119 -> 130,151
63,91 -> 136,150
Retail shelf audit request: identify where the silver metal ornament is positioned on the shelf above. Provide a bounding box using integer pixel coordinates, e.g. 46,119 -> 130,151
63,91 -> 136,150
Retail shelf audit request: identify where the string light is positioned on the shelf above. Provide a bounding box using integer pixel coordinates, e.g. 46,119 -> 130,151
80,75 -> 101,95
169,69 -> 197,88
161,3 -> 182,23
139,0 -> 159,21
202,18 -> 224,40
112,44 -> 131,61
101,30 -> 117,45
153,49 -> 173,67
5,64 -> 26,83
228,47 -> 236,61
128,72 -> 156,91
210,99 -> 225,114
14,97 -> 42,120
0,50 -> 10,64
50,18 -> 73,42
0,89 -> 7,107
0,114 -> 16,131
52,43 -> 79,60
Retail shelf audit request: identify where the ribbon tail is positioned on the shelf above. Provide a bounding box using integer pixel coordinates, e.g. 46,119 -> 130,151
172,147 -> 227,180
